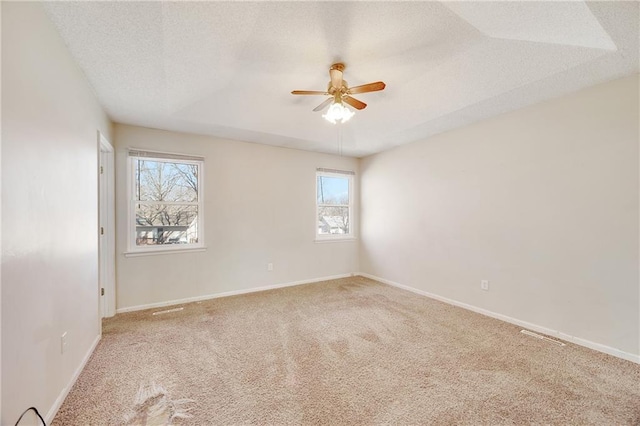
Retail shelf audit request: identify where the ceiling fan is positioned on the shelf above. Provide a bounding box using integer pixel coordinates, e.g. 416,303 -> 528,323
291,63 -> 386,123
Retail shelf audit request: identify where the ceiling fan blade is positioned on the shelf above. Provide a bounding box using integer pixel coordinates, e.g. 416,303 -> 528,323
347,81 -> 386,95
291,90 -> 328,95
343,96 -> 367,110
313,98 -> 333,112
329,63 -> 344,90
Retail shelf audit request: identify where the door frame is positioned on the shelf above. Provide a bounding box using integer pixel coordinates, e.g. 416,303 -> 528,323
99,131 -> 116,318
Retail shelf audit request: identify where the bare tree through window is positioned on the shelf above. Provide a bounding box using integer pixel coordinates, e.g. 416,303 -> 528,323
135,159 -> 200,246
317,173 -> 352,236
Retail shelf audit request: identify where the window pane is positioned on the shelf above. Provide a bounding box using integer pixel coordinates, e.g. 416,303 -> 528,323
135,204 -> 198,245
317,176 -> 349,205
136,160 -> 198,202
318,206 -> 349,235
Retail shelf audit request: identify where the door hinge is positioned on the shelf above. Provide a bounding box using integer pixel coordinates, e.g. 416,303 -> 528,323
100,166 -> 104,174
101,288 -> 105,296
100,227 -> 104,235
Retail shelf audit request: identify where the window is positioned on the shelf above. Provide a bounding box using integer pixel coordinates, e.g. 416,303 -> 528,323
128,150 -> 204,253
316,168 -> 354,240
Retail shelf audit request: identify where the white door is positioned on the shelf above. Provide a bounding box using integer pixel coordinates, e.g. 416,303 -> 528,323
99,132 -> 116,318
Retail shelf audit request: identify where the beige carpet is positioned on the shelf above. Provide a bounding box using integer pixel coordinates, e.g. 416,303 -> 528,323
53,276 -> 640,425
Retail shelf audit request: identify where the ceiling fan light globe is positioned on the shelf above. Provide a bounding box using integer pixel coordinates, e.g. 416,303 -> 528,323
323,102 -> 354,124
342,107 -> 355,123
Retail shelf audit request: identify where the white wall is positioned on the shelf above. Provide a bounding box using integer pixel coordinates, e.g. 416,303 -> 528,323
1,2 -> 112,424
360,74 -> 639,359
115,125 -> 359,310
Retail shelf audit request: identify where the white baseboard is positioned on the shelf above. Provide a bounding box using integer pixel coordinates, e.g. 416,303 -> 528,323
45,334 -> 101,424
116,273 -> 353,314
357,272 -> 640,365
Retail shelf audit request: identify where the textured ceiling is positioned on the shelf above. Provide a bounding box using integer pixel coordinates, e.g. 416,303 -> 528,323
43,1 -> 639,158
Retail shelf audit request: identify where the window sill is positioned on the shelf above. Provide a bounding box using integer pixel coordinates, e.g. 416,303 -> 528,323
314,237 -> 357,244
124,246 -> 207,258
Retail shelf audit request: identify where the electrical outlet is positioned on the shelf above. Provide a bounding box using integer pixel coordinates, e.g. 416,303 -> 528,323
267,263 -> 273,271
61,332 -> 68,354
480,280 -> 490,291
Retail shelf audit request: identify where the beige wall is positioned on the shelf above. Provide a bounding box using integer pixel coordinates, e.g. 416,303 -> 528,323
360,74 -> 639,359
1,2 -> 112,424
115,125 -> 359,310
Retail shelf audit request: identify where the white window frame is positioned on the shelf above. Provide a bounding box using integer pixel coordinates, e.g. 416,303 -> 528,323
126,149 -> 205,256
315,169 -> 355,241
